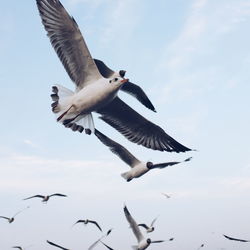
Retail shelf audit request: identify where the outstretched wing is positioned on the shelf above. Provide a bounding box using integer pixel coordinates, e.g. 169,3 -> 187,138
100,241 -> 114,250
94,129 -> 140,168
151,240 -> 165,243
23,195 -> 44,200
121,82 -> 156,112
36,0 -> 102,89
47,240 -> 69,250
151,157 -> 192,169
137,224 -> 149,230
97,98 -> 191,152
89,220 -> 102,232
49,193 -> 67,198
0,216 -> 10,220
12,247 -> 22,250
223,234 -> 250,242
123,205 -> 144,243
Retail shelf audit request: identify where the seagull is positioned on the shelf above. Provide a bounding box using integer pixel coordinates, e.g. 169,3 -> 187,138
95,129 -> 192,181
36,0 -> 191,152
23,193 -> 67,203
47,240 -> 70,250
73,219 -> 102,232
12,246 -> 32,250
0,207 -> 29,223
138,217 -> 158,233
124,205 -> 164,250
223,234 -> 250,242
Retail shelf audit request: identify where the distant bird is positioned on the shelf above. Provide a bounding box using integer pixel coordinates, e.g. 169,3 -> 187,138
36,0 -> 191,153
100,241 -> 115,250
47,240 -> 70,250
161,193 -> 171,198
197,244 -> 205,250
138,217 -> 158,233
124,205 -> 164,250
0,206 -> 29,223
95,129 -> 192,181
223,234 -> 250,242
168,237 -> 174,241
23,193 -> 67,203
73,219 -> 102,232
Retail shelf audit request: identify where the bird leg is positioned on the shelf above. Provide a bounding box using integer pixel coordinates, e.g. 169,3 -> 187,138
57,105 -> 74,122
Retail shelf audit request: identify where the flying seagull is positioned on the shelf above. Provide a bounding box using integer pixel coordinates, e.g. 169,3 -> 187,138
95,129 -> 192,181
36,0 -> 191,152
47,240 -> 70,250
223,234 -> 250,242
197,244 -> 204,250
73,219 -> 102,232
0,206 -> 29,224
124,205 -> 164,250
23,193 -> 67,203
138,217 -> 158,233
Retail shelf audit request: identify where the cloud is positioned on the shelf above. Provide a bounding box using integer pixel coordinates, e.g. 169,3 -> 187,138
156,0 -> 250,104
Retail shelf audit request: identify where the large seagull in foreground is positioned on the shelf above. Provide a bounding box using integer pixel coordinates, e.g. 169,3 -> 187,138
36,0 -> 191,152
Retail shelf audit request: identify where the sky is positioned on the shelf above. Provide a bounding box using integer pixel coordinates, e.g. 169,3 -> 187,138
1,0 -> 250,249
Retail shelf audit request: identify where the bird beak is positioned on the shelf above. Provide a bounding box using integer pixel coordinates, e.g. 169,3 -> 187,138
121,78 -> 129,84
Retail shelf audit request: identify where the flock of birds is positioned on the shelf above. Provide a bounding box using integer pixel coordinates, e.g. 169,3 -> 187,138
2,0 -> 249,249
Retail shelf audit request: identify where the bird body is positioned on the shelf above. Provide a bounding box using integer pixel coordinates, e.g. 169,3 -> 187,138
121,162 -> 149,181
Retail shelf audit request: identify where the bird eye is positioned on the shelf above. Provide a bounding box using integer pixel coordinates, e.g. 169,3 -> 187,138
109,80 -> 112,83
114,78 -> 118,81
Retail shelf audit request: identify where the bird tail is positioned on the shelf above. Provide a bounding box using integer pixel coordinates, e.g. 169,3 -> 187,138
121,172 -> 132,182
50,84 -> 74,117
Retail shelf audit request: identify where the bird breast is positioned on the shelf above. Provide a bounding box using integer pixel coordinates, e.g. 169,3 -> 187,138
131,163 -> 149,178
73,79 -> 120,113
138,239 -> 150,250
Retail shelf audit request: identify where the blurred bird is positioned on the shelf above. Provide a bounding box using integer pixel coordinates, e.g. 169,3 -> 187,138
223,234 -> 250,242
47,240 -> 70,250
36,0 -> 191,153
95,129 -> 192,181
124,205 -> 164,250
197,243 -> 205,249
138,217 -> 158,233
0,206 -> 29,223
73,219 -> 102,232
23,193 -> 67,203
161,193 -> 171,198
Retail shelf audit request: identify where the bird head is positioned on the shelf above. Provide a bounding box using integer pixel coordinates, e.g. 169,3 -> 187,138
119,70 -> 126,78
146,161 -> 153,169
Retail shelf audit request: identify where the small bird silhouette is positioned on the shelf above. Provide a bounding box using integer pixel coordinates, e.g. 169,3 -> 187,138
73,219 -> 102,232
23,193 -> 67,203
0,207 -> 29,223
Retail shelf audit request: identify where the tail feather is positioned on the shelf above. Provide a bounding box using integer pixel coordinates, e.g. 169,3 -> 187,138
121,172 -> 132,182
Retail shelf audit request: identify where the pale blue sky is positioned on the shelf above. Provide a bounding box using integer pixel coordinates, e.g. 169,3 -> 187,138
1,0 -> 250,249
